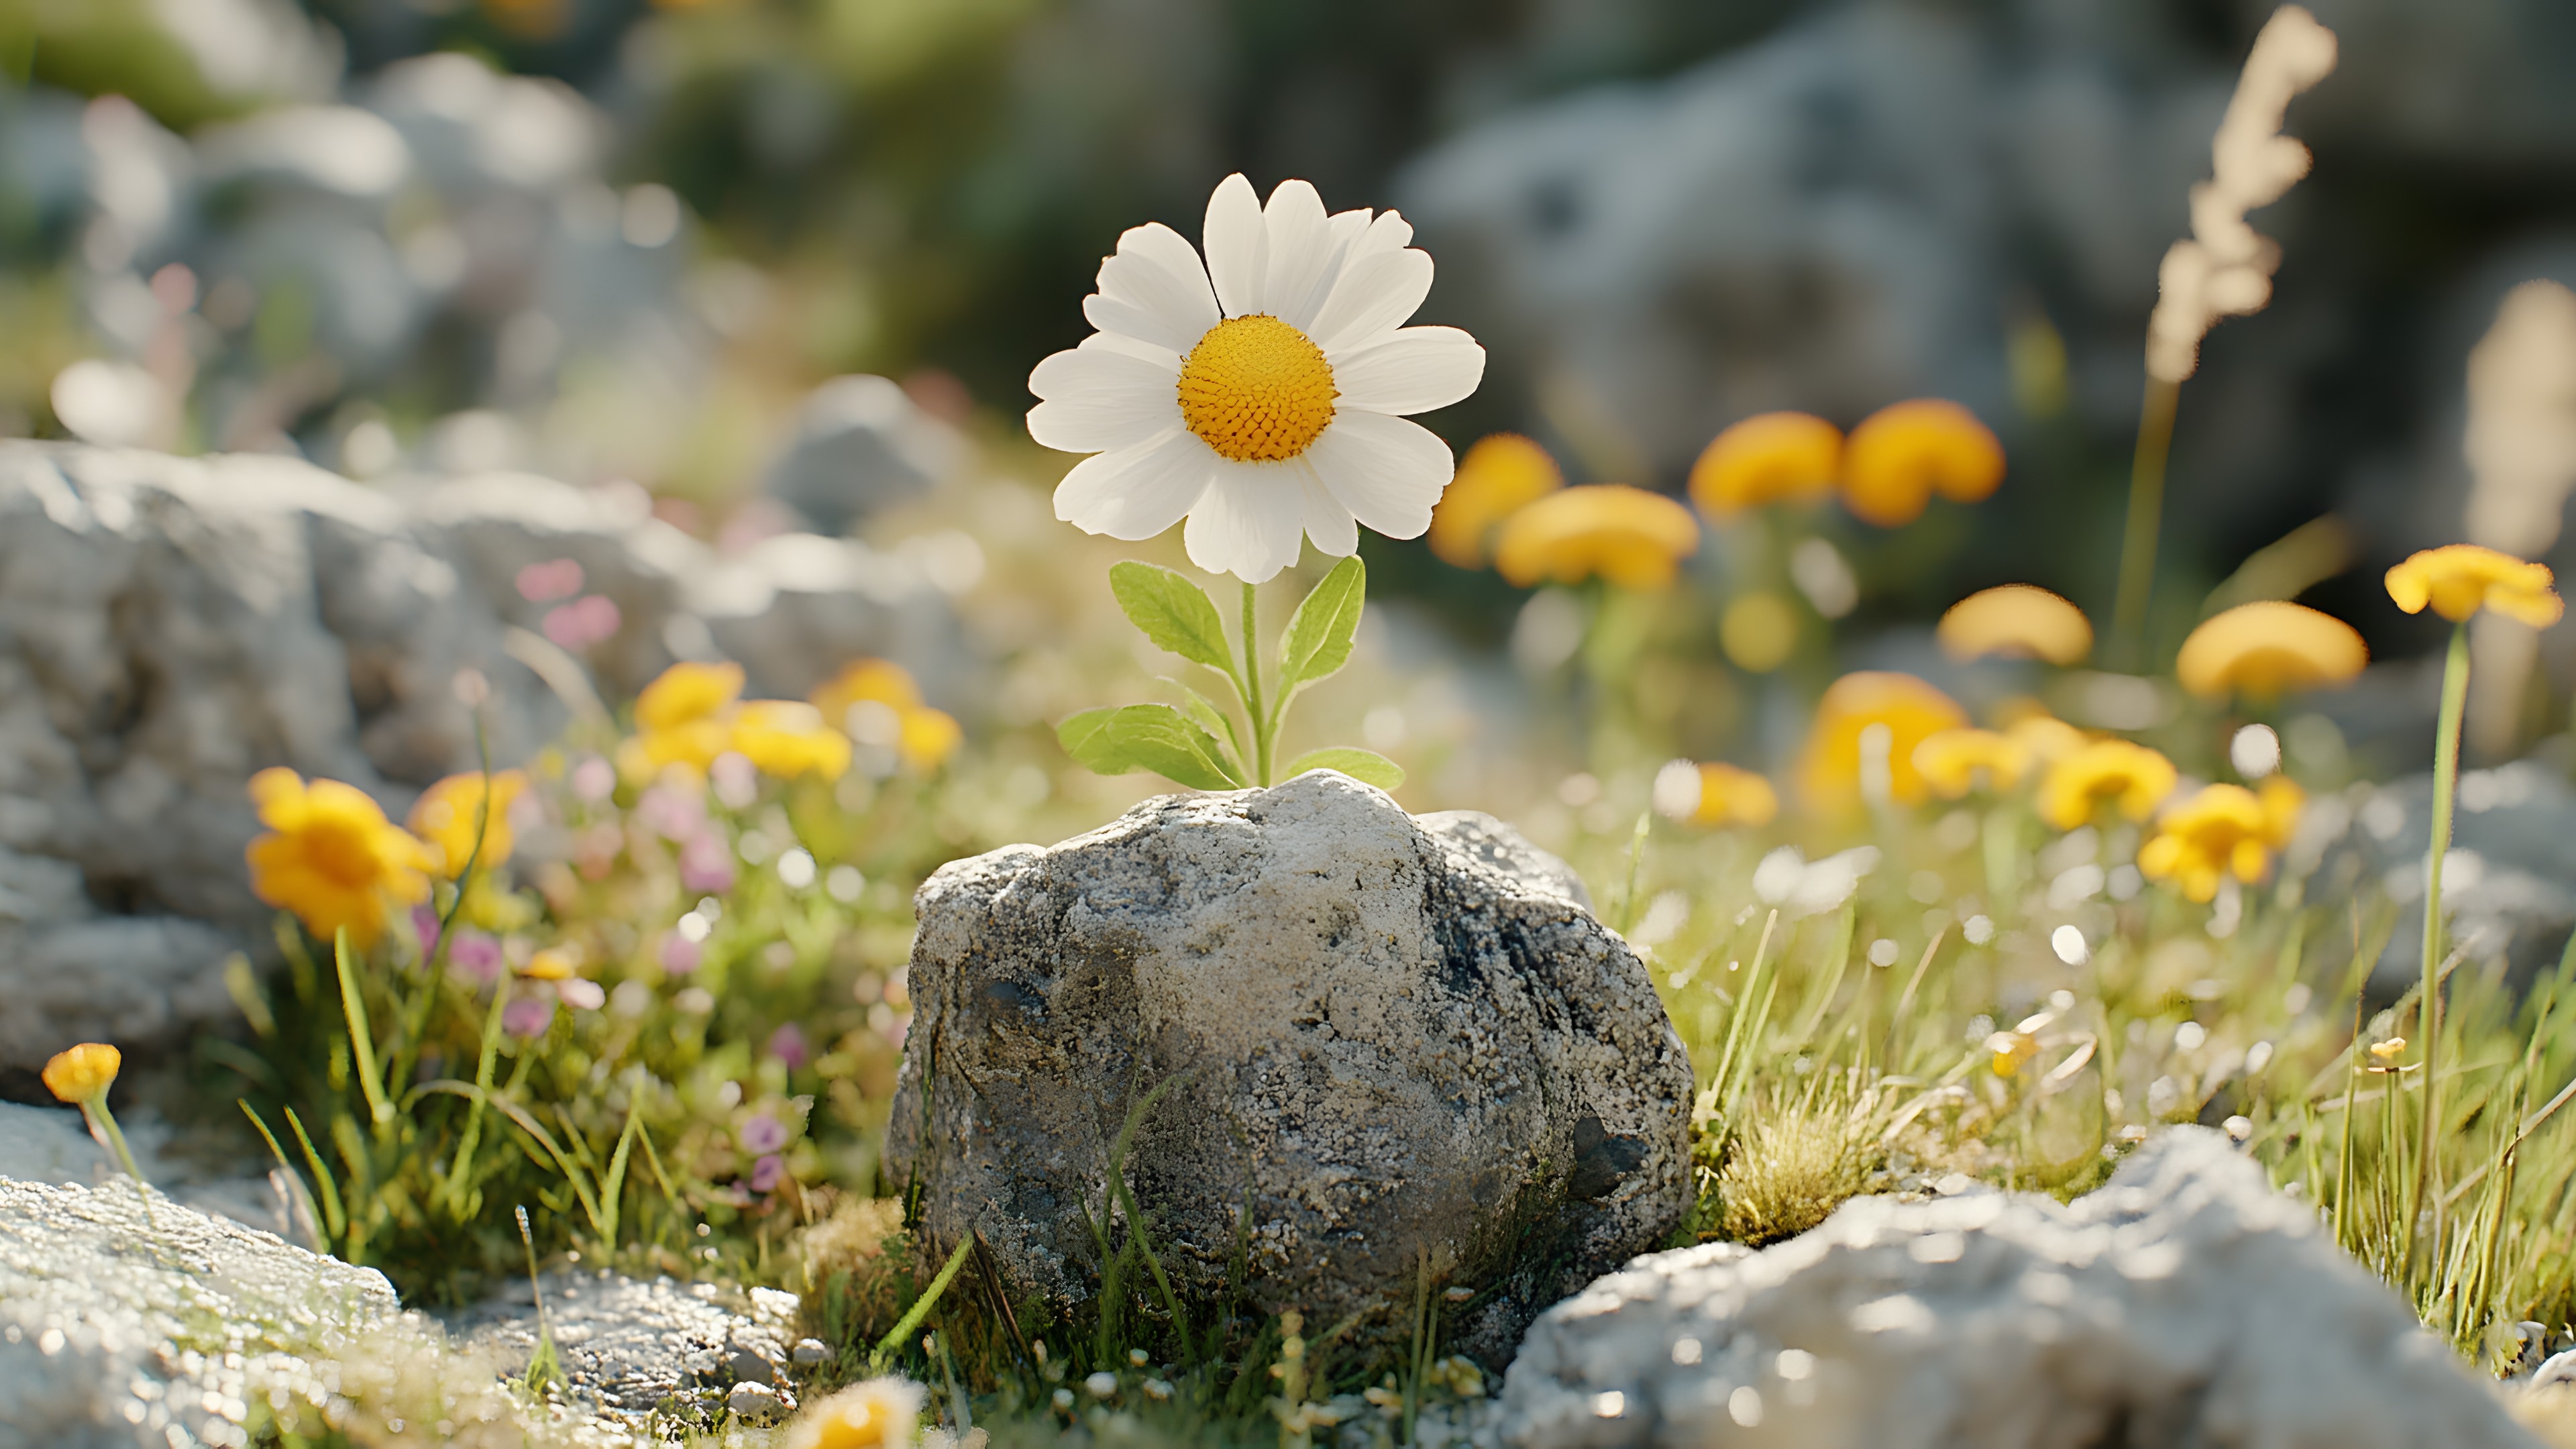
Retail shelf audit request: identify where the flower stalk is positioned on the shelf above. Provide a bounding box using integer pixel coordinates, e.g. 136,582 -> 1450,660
2112,374 -> 2180,664
43,1043 -> 152,1222
2409,620 -> 2471,1274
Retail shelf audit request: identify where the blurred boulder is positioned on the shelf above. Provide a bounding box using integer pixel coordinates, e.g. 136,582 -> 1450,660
1498,1127 -> 2534,1448
0,439 -> 958,1071
2294,760 -> 2576,999
1398,0 -> 2576,573
888,772 -> 1694,1367
761,374 -> 963,535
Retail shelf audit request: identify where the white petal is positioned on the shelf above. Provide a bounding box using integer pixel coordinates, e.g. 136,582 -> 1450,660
1183,460 -> 1306,582
1087,222 -> 1219,354
1329,327 -> 1485,417
1028,386 -> 1175,455
1346,210 -> 1412,262
1303,410 -> 1454,540
1027,343 -> 1177,438
1308,248 -> 1434,356
1054,428 -> 1214,540
1203,174 -> 1267,319
1078,329 -> 1181,370
1295,459 -> 1360,557
1259,179 -> 1336,330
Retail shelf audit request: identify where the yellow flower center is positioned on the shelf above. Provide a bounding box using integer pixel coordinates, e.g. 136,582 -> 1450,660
1176,315 -> 1336,463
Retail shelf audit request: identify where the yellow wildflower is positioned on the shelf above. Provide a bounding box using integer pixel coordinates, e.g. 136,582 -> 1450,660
1796,672 -> 1969,814
1657,761 -> 1780,828
897,705 -> 963,771
2137,782 -> 2273,902
2036,740 -> 2177,830
519,947 -> 578,981
1493,485 -> 1702,590
784,1377 -> 924,1449
246,768 -> 435,946
1912,728 -> 2033,798
42,1042 -> 120,1104
2257,774 -> 2304,847
2175,601 -> 2368,698
2384,544 -> 2564,627
733,700 -> 854,780
1719,592 -> 1799,672
407,769 -> 530,877
1688,411 -> 1841,517
1988,1030 -> 2041,1079
636,661 -> 746,771
2004,711 -> 2090,764
810,660 -> 962,772
1428,434 -> 1562,568
1839,399 -> 2004,527
811,658 -> 924,718
1937,585 -> 2092,665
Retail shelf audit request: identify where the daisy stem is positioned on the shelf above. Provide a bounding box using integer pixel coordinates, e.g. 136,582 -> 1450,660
2408,619 -> 2469,1279
2111,374 -> 2180,667
1240,581 -> 1271,787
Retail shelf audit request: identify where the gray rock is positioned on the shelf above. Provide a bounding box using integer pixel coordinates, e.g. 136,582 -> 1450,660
2290,761 -> 2576,998
439,1269 -> 799,1430
0,439 -> 959,1071
0,1175 -> 402,1448
887,771 -> 1693,1366
0,1102 -> 304,1242
791,1336 -> 830,1366
1497,1127 -> 2537,1449
2537,1348 -> 2576,1389
725,1380 -> 786,1425
761,374 -> 962,535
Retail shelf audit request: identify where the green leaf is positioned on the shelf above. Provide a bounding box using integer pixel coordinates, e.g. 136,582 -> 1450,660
1059,704 -> 1244,790
1102,705 -> 1243,791
1161,677 -> 1247,772
1281,747 -> 1405,791
1057,706 -> 1134,774
1111,561 -> 1237,676
1278,555 -> 1366,688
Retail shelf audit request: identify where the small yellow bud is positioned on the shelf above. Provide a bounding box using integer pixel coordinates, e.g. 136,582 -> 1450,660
2367,1036 -> 2407,1063
42,1042 -> 121,1104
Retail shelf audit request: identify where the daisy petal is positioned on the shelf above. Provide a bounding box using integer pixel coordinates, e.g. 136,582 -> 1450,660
1089,221 -> 1220,354
1346,210 -> 1412,262
1203,174 -> 1267,319
1295,460 -> 1360,558
1054,429 -> 1215,541
1308,248 -> 1434,356
1330,327 -> 1486,417
1260,179 -> 1337,331
1077,329 -> 1181,369
1184,460 -> 1307,582
1305,411 -> 1453,540
1027,346 -> 1179,453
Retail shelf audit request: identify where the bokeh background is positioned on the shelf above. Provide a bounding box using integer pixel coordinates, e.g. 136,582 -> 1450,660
5,0 -> 2576,797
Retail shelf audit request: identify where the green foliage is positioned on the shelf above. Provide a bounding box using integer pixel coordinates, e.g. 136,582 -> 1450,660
1068,556 -> 1388,794
217,736 -> 954,1305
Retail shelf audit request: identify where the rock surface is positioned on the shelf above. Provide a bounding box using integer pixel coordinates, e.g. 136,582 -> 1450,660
887,771 -> 1694,1366
0,1175 -> 402,1448
0,439 -> 961,1071
1497,1127 -> 2538,1448
439,1269 -> 802,1432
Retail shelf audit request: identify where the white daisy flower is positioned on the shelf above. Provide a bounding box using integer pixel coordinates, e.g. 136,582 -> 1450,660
1026,173 -> 1486,583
